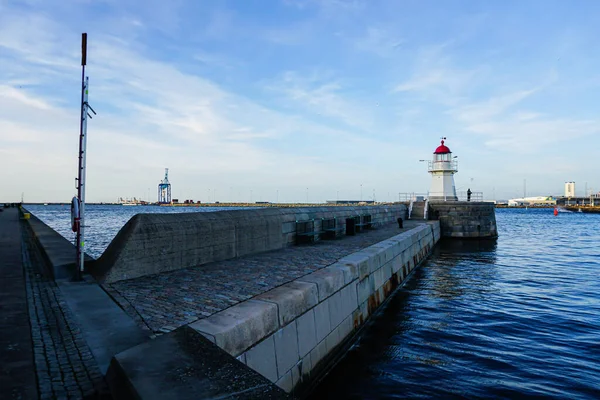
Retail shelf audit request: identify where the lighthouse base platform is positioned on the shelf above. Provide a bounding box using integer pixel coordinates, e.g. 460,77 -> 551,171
428,201 -> 497,239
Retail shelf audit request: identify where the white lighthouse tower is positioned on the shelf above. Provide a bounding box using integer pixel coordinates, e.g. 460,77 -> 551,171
428,138 -> 458,201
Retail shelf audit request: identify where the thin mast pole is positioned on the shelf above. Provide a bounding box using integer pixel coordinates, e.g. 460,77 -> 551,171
76,33 -> 87,280
80,77 -> 89,274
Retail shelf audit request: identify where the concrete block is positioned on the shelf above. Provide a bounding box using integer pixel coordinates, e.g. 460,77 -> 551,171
340,282 -> 359,319
325,327 -> 341,353
400,249 -> 410,267
282,221 -> 295,234
339,253 -> 371,280
370,266 -> 386,292
328,291 -> 344,329
388,238 -> 403,257
363,247 -> 383,273
391,254 -> 403,274
313,301 -> 331,343
399,264 -> 406,281
338,315 -> 353,340
357,276 -> 373,305
276,369 -> 293,393
274,322 -> 299,378
382,261 -> 393,282
105,326 -> 287,400
308,339 -> 327,371
373,242 -> 395,264
189,299 -> 278,357
396,235 -> 411,252
291,361 -> 301,388
326,263 -> 358,285
296,309 -> 317,358
245,335 -> 278,383
256,281 -> 318,326
298,267 -> 345,302
359,300 -> 370,322
299,355 -> 311,380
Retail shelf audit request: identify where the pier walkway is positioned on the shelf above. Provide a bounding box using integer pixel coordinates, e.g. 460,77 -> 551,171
0,208 -> 37,399
105,220 -> 424,335
1,208 -> 109,399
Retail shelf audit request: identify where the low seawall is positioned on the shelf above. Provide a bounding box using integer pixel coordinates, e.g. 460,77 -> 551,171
182,221 -> 440,396
92,205 -> 407,283
21,209 -> 95,280
429,202 -> 497,238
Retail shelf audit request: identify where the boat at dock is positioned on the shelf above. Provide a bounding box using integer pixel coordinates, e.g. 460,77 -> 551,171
117,197 -> 144,206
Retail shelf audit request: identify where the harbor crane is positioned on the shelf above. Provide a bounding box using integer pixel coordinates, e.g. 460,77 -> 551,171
158,168 -> 172,204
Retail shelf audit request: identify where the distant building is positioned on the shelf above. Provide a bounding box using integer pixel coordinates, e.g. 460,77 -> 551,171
326,200 -> 375,204
565,182 -> 575,198
508,196 -> 556,206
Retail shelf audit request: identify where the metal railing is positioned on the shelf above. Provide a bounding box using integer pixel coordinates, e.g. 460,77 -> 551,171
398,191 -> 484,202
427,160 -> 458,172
398,193 -> 428,202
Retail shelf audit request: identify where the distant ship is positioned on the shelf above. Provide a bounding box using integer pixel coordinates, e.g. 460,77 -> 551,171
117,197 -> 144,206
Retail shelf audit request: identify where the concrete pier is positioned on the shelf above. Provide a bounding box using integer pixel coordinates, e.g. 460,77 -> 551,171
4,204 -> 448,399
429,202 -> 498,238
92,206 -> 439,397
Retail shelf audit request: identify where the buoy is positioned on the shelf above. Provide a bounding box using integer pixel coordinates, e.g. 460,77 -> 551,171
554,207 -> 558,216
71,197 -> 80,232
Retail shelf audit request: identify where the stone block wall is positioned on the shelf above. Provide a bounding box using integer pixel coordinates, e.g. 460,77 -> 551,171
92,205 -> 407,283
428,202 -> 497,238
189,222 -> 440,396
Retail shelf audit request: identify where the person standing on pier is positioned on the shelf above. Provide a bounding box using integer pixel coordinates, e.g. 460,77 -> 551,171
467,188 -> 472,202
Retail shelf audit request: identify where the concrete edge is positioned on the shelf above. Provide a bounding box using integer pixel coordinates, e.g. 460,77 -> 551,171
185,222 -> 440,396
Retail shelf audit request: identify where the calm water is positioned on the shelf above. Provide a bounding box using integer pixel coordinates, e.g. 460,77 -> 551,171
25,204 -> 250,258
311,208 -> 600,399
28,206 -> 600,398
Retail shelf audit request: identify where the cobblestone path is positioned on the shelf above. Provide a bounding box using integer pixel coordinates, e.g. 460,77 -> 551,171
106,221 -> 422,335
22,228 -> 109,399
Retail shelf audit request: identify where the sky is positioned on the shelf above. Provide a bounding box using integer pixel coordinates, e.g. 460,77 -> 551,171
2,0 -> 600,203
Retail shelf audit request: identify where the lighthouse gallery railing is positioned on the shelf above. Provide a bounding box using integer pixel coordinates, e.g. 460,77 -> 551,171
398,191 -> 484,202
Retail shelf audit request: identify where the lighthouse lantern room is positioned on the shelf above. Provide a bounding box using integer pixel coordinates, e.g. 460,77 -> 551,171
428,138 -> 458,201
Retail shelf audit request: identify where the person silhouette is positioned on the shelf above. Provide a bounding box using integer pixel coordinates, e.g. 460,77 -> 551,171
467,188 -> 472,202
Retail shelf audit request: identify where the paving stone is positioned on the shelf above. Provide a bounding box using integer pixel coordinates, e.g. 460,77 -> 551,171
20,227 -> 109,399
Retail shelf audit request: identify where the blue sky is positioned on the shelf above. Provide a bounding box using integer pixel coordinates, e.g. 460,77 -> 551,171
2,0 -> 599,203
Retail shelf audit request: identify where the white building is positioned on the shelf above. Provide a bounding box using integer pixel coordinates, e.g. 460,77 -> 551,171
428,139 -> 458,201
565,182 -> 575,198
508,196 -> 557,206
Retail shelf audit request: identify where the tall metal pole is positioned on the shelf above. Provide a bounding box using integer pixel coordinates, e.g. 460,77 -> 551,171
75,33 -> 87,280
75,33 -> 96,279
79,76 -> 89,274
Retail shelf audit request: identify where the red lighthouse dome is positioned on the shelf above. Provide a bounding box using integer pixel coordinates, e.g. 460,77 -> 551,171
434,139 -> 451,154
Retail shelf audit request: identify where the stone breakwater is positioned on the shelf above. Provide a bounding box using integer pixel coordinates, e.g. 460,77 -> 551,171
189,222 -> 440,395
91,205 -> 407,283
18,202 -> 489,399
107,220 -> 440,397
429,202 -> 497,238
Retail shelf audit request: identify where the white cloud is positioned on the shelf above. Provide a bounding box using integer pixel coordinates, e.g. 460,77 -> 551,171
264,70 -> 377,133
354,26 -> 405,58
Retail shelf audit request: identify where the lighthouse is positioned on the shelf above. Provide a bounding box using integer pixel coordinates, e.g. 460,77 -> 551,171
428,138 -> 458,201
